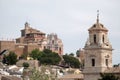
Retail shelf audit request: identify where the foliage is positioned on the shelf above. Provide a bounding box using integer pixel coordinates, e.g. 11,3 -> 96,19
38,51 -> 61,65
2,54 -> 7,64
23,62 -> 29,69
63,55 -> 80,68
2,51 -> 17,65
30,49 -> 61,65
69,53 -> 74,56
76,50 -> 80,57
20,53 -> 28,60
30,49 -> 42,60
43,49 -> 52,54
99,73 -> 120,80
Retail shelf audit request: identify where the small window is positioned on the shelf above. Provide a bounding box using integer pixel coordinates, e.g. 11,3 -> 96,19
94,34 -> 96,43
52,40 -> 54,44
106,59 -> 108,66
92,59 -> 95,67
44,46 -> 46,49
102,35 -> 105,43
93,24 -> 96,27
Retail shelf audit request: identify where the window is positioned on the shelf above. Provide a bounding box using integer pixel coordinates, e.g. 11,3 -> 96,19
94,34 -> 96,43
92,59 -> 95,67
106,59 -> 108,66
55,47 -> 58,50
52,40 -> 54,44
44,46 -> 46,49
102,35 -> 105,43
59,47 -> 61,51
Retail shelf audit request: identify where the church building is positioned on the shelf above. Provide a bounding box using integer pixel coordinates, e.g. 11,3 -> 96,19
83,12 -> 113,80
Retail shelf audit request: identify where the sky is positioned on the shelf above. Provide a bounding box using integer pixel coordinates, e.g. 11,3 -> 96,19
0,0 -> 120,64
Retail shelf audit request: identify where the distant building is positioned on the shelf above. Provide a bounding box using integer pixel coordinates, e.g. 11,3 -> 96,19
46,33 -> 63,54
0,22 -> 63,58
76,48 -> 85,67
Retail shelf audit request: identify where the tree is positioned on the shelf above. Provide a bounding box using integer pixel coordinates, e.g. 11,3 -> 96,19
63,55 -> 80,68
43,49 -> 52,54
3,51 -> 17,65
30,49 -> 42,60
76,50 -> 80,57
20,53 -> 28,60
69,53 -> 74,56
39,51 -> 61,65
29,49 -> 61,65
99,73 -> 120,80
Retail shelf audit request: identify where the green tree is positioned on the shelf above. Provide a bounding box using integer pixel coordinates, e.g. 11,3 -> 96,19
3,51 -> 18,65
69,53 -> 74,56
63,55 -> 80,68
30,49 -> 42,60
39,51 -> 61,65
20,53 -> 28,60
76,50 -> 80,57
43,49 -> 52,54
29,49 -> 61,65
99,73 -> 120,80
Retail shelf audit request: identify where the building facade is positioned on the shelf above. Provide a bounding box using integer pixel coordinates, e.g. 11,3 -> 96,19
0,22 -> 63,58
83,14 -> 113,80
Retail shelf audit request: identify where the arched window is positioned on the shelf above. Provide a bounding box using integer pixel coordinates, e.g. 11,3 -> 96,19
102,35 -> 105,43
94,34 -> 96,43
92,58 -> 95,67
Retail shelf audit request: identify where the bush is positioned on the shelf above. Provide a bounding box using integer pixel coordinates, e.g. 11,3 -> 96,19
23,62 -> 29,69
2,51 -> 17,65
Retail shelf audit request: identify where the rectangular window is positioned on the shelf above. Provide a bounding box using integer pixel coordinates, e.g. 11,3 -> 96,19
92,59 -> 95,67
106,59 -> 108,66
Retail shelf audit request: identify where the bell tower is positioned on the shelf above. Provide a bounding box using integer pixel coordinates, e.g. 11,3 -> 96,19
83,11 -> 113,80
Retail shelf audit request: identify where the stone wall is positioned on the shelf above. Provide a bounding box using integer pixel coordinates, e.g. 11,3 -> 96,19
0,40 -> 15,52
16,60 -> 39,70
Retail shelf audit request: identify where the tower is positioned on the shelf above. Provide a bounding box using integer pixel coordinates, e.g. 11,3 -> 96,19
83,11 -> 113,80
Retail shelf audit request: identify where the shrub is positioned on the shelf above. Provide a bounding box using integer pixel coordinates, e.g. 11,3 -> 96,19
23,62 -> 29,69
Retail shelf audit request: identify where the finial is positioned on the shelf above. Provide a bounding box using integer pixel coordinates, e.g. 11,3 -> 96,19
97,10 -> 99,23
25,22 -> 30,28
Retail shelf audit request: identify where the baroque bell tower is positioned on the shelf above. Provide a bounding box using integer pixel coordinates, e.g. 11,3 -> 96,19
83,11 -> 113,80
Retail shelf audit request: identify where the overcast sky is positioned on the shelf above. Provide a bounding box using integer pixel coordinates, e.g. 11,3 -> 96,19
0,0 -> 120,64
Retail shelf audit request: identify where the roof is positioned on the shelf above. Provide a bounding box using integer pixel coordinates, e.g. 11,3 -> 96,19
28,28 -> 45,34
88,12 -> 108,32
88,22 -> 108,32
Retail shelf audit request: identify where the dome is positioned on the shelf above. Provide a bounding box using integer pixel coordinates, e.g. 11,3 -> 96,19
88,11 -> 108,32
88,23 -> 108,32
